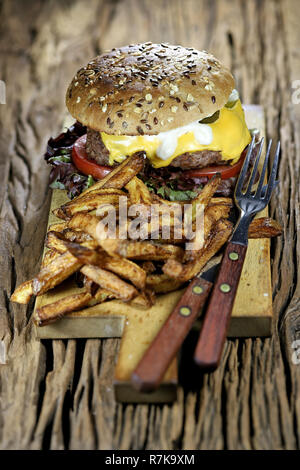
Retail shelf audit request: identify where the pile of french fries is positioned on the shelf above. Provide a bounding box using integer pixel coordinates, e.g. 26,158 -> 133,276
11,153 -> 282,326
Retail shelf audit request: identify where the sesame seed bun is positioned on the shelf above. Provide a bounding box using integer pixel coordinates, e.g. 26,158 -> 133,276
66,43 -> 235,136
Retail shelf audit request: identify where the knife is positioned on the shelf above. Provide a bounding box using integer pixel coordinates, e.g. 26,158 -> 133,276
131,262 -> 219,393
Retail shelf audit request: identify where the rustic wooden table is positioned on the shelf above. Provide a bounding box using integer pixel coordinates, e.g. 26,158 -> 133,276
0,0 -> 299,450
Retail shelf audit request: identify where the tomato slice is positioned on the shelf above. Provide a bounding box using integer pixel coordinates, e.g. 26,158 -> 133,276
183,149 -> 246,180
72,134 -> 112,180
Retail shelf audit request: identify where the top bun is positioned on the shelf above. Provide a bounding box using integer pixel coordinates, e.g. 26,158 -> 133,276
66,43 -> 235,136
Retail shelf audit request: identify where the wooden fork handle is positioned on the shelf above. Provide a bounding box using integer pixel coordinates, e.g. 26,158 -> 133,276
131,276 -> 212,393
194,242 -> 247,371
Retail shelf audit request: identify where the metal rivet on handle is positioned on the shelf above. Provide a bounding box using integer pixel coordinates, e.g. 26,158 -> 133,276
229,251 -> 239,261
192,285 -> 203,295
179,306 -> 191,317
220,283 -> 231,293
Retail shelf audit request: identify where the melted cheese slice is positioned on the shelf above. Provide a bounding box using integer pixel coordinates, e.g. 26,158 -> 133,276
101,100 -> 251,168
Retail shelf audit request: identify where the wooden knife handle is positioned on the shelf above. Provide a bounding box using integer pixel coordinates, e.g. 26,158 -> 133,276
194,242 -> 247,371
131,276 -> 212,392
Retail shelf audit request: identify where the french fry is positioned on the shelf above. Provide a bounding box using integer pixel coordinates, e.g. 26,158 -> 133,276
125,177 -> 152,205
130,289 -> 156,308
46,231 -> 97,254
85,188 -> 125,196
11,280 -> 33,304
141,261 -> 156,274
80,188 -> 125,197
32,251 -> 82,296
61,228 -> 95,244
67,242 -> 100,265
80,265 -> 138,301
182,203 -> 232,264
76,152 -> 146,199
191,174 -> 222,221
83,275 -> 96,294
248,217 -> 283,238
163,218 -> 233,281
146,274 -> 184,293
34,291 -> 92,326
64,241 -> 147,290
205,203 -> 231,223
151,194 -> 232,209
52,206 -> 70,220
127,202 -> 183,240
155,234 -> 186,245
151,193 -> 185,206
93,239 -> 122,257
92,287 -> 116,303
209,197 -> 233,207
41,249 -> 61,268
87,205 -> 117,219
48,222 -> 68,232
202,203 -> 232,242
68,213 -> 103,244
161,261 -> 184,279
53,196 -> 122,220
73,187 -> 125,199
35,284 -> 118,326
101,256 -> 146,290
59,189 -> 125,218
100,239 -> 184,261
62,194 -> 123,218
46,231 -> 71,253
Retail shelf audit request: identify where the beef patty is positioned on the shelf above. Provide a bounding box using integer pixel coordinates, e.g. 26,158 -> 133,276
86,128 -> 112,165
85,128 -> 231,170
85,128 -> 257,197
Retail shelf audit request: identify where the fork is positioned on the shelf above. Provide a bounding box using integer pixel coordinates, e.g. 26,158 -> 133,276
194,136 -> 280,370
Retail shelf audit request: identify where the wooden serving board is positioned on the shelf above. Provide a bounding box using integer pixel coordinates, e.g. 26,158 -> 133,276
34,105 -> 272,403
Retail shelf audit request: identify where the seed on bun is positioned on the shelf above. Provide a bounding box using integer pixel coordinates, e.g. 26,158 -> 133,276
66,43 -> 235,136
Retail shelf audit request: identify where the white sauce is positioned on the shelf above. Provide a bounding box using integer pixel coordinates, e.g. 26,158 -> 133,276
109,120 -> 214,161
112,139 -> 132,147
227,88 -> 239,103
144,120 -> 213,160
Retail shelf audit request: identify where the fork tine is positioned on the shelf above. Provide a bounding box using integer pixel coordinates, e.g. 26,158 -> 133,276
235,135 -> 256,197
263,141 -> 280,202
245,137 -> 264,196
255,139 -> 272,198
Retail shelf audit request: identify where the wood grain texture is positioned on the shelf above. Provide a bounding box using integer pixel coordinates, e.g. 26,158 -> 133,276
0,0 -> 299,449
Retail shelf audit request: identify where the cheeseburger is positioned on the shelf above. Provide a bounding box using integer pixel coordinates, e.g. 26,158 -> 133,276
46,43 -> 254,199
